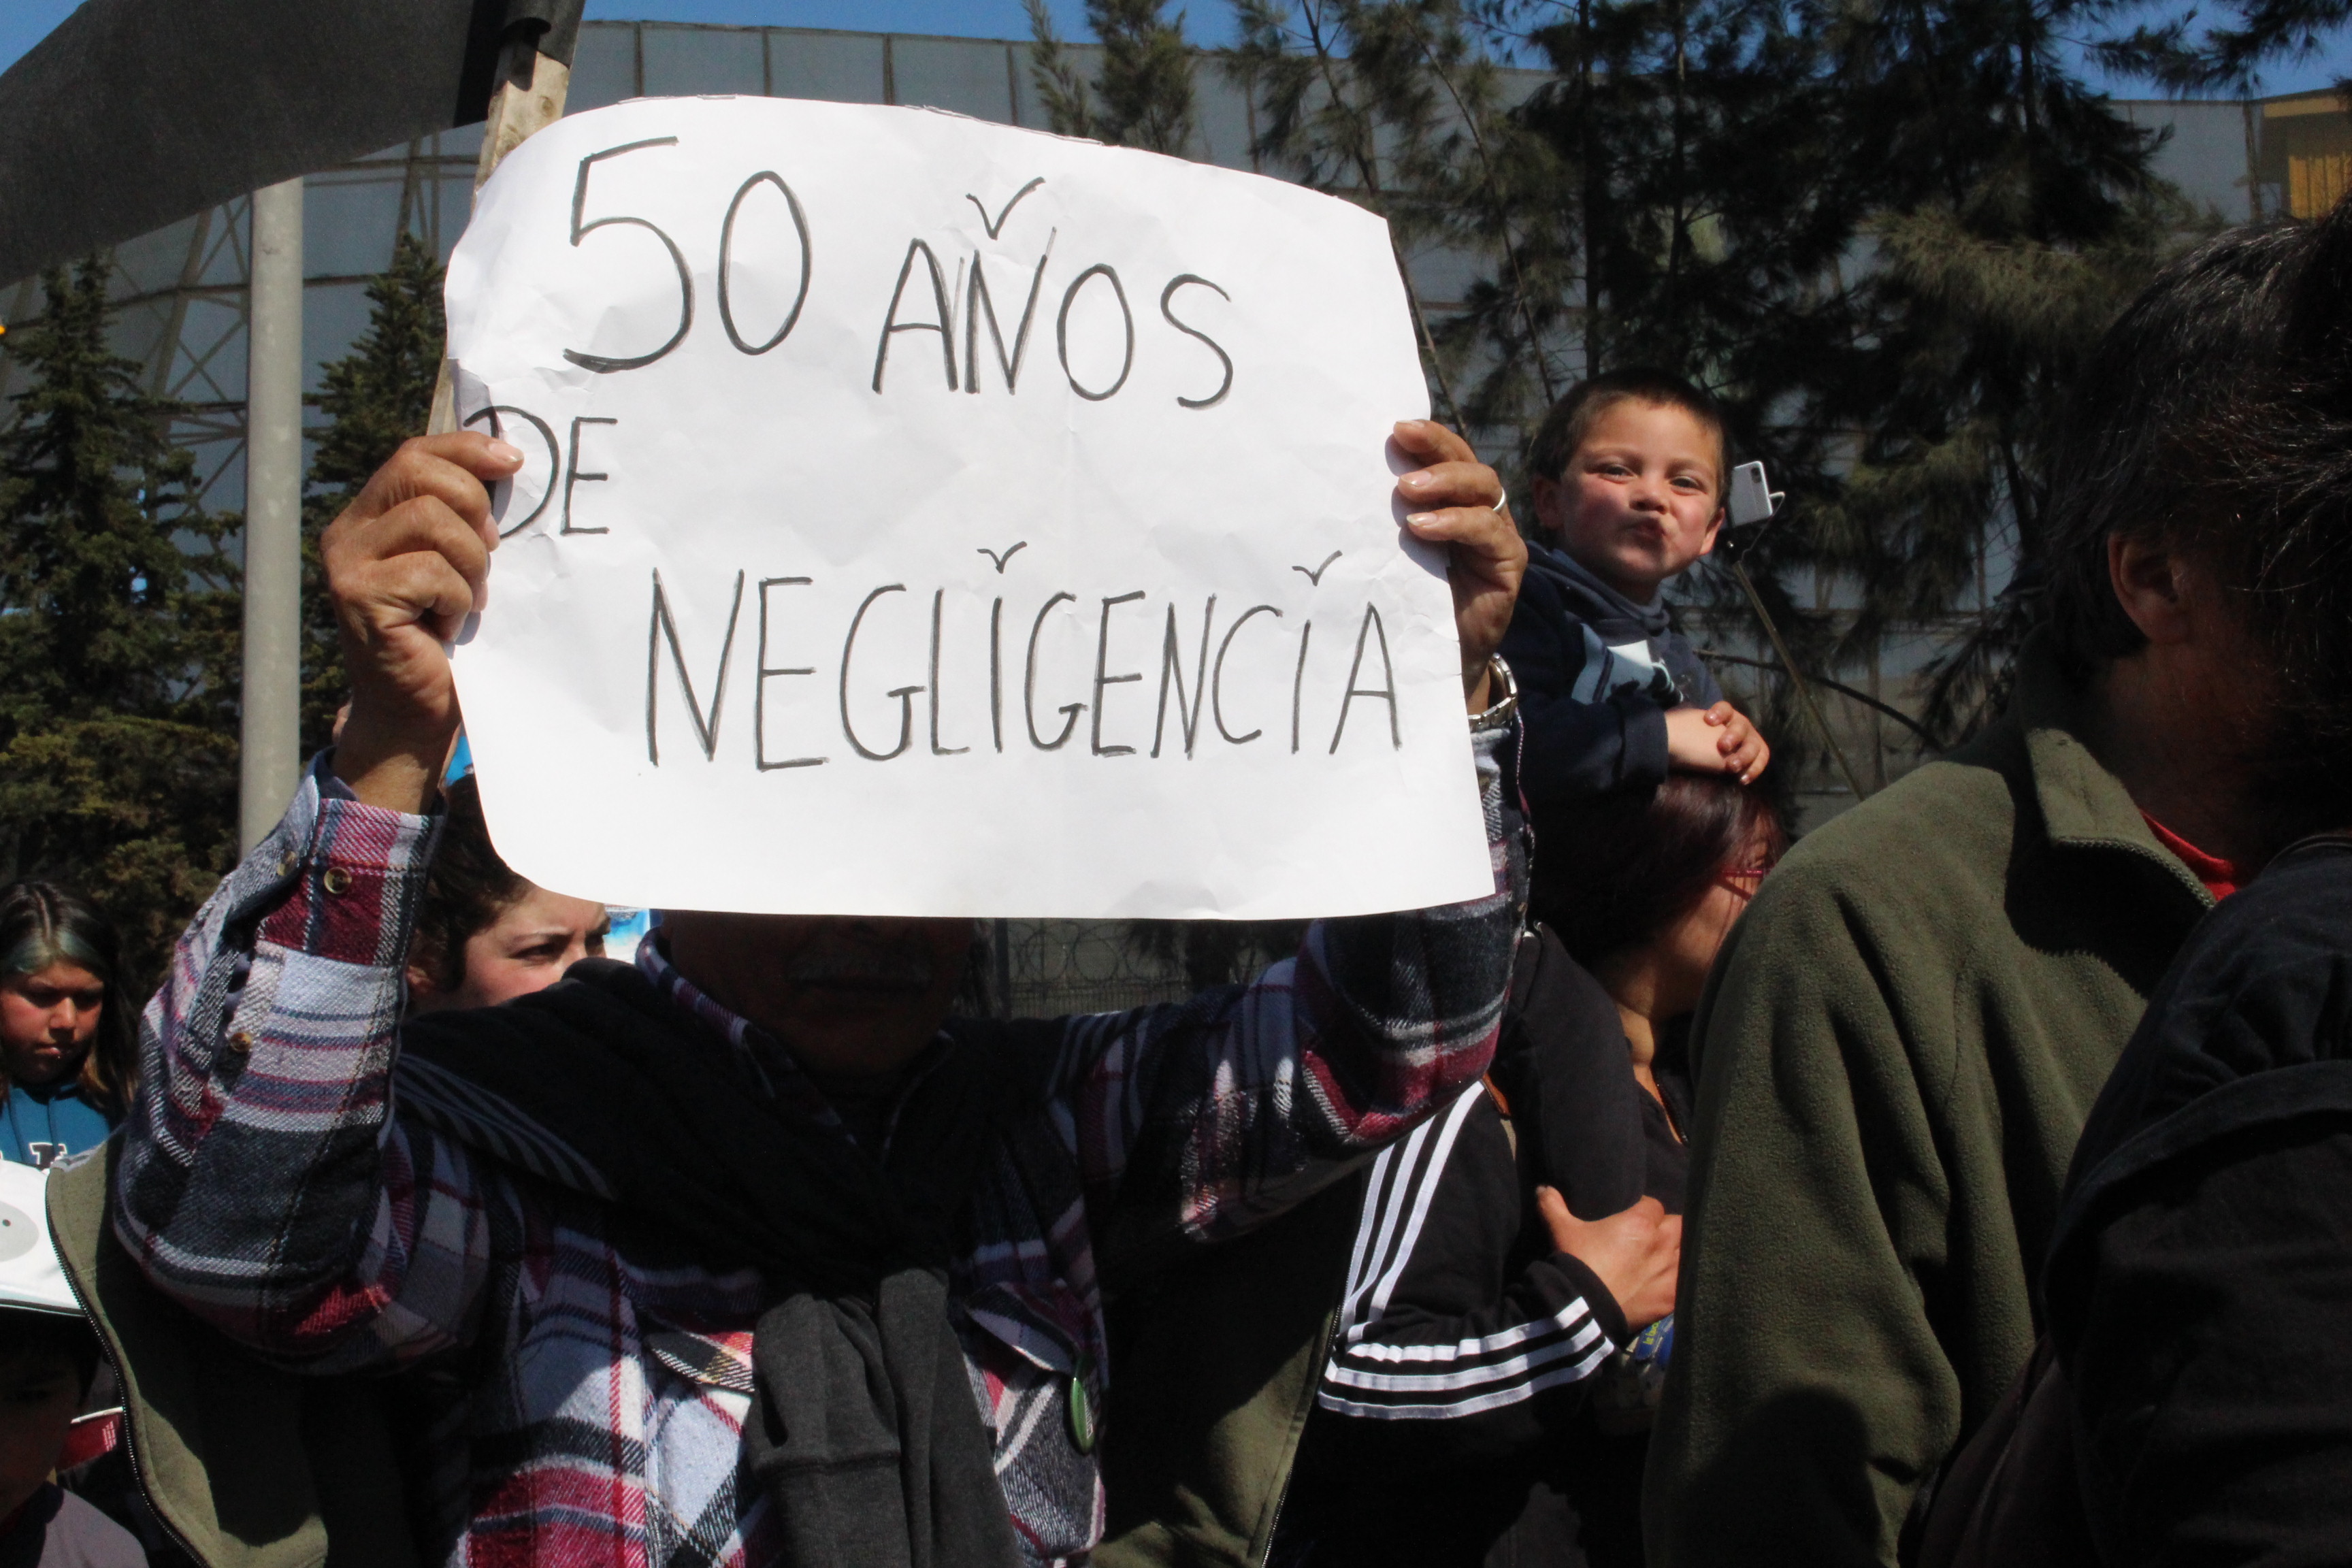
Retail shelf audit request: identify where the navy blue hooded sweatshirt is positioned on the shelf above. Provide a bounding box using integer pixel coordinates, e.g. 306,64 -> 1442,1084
1498,539 -> 1722,810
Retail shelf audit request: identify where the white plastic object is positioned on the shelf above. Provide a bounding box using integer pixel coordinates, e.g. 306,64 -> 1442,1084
0,1159 -> 79,1317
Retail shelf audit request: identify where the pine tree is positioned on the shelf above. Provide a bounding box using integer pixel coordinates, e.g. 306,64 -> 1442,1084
1026,0 -> 1201,154
1419,0 -> 2187,756
2099,0 -> 2352,93
0,257 -> 241,981
1782,0 -> 2186,742
299,231 -> 446,753
1225,0 -> 1504,425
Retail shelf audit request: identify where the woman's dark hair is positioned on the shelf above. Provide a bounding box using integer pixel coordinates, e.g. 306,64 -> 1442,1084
1530,776 -> 1787,972
409,777 -> 529,993
1524,368 -> 1731,493
2042,194 -> 2352,794
0,881 -> 135,1117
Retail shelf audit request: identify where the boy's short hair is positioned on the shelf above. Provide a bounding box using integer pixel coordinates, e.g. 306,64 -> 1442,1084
0,1307 -> 99,1396
1525,368 -> 1730,489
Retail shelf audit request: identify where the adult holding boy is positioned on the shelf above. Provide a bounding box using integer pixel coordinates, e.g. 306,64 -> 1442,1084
1646,215 -> 2349,1566
56,416 -> 1527,1568
1502,370 -> 1770,805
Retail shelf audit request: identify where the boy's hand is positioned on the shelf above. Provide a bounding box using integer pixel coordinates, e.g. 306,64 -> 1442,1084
1666,702 -> 1770,784
1539,1187 -> 1680,1329
323,432 -> 523,812
1392,419 -> 1528,710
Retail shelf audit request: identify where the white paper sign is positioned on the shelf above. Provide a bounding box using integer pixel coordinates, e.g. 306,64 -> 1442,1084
443,96 -> 1490,919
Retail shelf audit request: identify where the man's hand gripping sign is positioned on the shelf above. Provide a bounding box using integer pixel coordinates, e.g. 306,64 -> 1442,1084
330,97 -> 1520,919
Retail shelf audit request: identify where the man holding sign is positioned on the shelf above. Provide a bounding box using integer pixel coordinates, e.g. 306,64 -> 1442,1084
63,402 -> 1523,1568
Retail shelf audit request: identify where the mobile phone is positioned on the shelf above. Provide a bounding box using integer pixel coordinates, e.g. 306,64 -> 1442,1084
1727,461 -> 1782,529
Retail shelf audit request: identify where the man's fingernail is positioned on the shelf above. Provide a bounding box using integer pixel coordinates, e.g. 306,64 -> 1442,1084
1405,512 -> 1437,527
1401,471 -> 1432,488
487,441 -> 523,463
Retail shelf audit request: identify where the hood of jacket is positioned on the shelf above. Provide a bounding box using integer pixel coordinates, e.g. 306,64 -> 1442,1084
1523,537 -> 1673,643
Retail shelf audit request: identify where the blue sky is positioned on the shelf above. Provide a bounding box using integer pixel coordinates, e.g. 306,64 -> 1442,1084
0,0 -> 2343,93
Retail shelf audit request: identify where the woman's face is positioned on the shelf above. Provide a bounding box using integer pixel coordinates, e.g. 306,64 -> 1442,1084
0,962 -> 105,1087
408,887 -> 609,1015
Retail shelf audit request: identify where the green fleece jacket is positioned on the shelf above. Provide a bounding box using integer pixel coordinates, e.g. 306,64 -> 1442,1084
1644,635 -> 2215,1567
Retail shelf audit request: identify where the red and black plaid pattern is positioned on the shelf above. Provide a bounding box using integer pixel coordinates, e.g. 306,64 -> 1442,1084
115,729 -> 1521,1567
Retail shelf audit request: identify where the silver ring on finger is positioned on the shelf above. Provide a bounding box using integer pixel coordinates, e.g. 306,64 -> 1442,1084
1490,485 -> 1507,514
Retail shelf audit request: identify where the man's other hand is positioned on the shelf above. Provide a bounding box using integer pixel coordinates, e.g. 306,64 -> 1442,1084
1539,1187 -> 1681,1329
1394,419 -> 1528,712
323,433 -> 522,811
1666,701 -> 1771,785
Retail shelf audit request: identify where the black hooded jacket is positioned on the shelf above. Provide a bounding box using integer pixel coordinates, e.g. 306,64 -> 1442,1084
1497,540 -> 1722,810
2043,834 -> 2352,1566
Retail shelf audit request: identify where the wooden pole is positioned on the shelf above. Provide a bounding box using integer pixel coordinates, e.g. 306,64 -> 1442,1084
427,44 -> 572,436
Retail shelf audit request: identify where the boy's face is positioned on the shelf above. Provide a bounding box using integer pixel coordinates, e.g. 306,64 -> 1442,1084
1534,399 -> 1725,602
0,1346 -> 80,1520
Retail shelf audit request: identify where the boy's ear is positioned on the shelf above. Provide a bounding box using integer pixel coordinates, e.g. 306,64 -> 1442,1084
1696,505 -> 1726,557
1529,473 -> 1569,537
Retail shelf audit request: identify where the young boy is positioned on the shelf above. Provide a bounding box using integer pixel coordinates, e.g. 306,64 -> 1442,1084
0,1163 -> 142,1568
1500,370 -> 1769,809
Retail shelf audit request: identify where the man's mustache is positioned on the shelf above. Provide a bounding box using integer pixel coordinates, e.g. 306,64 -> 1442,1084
782,944 -> 936,987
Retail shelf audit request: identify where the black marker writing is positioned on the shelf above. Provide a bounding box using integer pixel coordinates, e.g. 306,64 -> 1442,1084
1293,551 -> 1341,586
564,138 -> 693,374
1160,274 -> 1235,410
1025,591 -> 1083,750
717,171 -> 813,356
1291,621 -> 1313,753
966,231 -> 1055,395
929,589 -> 969,756
754,576 -> 824,770
564,415 -> 617,535
872,239 -> 960,393
461,404 -> 559,538
1056,264 -> 1135,402
1213,604 -> 1281,745
1090,591 -> 1147,756
990,596 -> 1006,753
967,176 -> 1045,240
1152,596 -> 1216,760
1330,604 -> 1401,752
840,584 -> 921,761
647,568 -> 744,764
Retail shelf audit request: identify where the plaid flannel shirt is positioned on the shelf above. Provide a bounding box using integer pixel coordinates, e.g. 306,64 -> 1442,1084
113,721 -> 1521,1568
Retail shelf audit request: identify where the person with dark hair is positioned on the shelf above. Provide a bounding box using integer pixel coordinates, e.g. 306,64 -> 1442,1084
1648,194 -> 2352,1568
1500,368 -> 1769,809
406,775 -> 608,1015
47,418 -> 1531,1568
0,885 -> 133,1169
1271,774 -> 1782,1567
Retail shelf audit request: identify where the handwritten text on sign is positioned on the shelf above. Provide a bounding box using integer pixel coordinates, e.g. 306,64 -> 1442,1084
443,96 -> 1490,919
